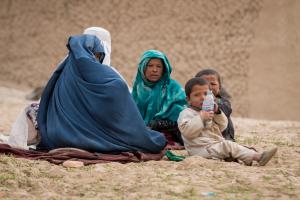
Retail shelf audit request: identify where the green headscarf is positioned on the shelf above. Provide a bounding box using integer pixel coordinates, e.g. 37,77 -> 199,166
132,50 -> 187,125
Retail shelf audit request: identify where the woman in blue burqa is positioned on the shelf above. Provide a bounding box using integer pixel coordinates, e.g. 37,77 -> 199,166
36,31 -> 166,153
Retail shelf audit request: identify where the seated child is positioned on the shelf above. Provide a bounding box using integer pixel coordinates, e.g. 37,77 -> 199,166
177,77 -> 277,166
195,69 -> 235,141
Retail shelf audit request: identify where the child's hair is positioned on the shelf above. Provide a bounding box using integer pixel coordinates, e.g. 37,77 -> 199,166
184,77 -> 208,97
195,68 -> 231,99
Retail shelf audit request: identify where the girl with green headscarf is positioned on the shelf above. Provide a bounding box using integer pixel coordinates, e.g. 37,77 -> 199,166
132,50 -> 187,145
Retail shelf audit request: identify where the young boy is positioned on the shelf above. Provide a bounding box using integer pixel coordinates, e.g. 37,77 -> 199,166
177,77 -> 277,166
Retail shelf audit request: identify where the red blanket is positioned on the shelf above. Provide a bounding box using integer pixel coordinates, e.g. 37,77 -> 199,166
0,144 -> 166,165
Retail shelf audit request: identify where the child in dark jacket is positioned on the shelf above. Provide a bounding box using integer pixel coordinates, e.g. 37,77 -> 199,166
195,69 -> 235,141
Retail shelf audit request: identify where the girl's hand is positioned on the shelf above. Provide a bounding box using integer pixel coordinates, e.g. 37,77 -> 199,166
199,110 -> 214,121
214,102 -> 219,113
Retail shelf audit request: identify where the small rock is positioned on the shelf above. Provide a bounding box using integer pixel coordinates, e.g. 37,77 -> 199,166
62,160 -> 84,168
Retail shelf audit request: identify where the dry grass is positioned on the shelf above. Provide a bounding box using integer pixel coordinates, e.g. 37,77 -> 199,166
1,87 -> 300,200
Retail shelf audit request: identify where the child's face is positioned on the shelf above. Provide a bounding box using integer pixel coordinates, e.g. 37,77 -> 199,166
187,84 -> 209,108
144,58 -> 164,82
200,74 -> 220,96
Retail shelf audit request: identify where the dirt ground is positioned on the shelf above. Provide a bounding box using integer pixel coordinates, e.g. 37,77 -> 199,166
0,86 -> 299,200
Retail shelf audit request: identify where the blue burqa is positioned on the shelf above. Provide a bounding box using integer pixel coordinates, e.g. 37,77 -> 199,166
37,34 -> 166,153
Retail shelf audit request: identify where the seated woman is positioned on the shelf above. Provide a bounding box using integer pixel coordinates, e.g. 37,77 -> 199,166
8,29 -> 166,154
132,50 -> 187,146
9,27 -> 116,150
25,27 -> 130,101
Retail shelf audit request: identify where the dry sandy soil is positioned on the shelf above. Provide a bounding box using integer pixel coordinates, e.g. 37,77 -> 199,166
0,86 -> 299,200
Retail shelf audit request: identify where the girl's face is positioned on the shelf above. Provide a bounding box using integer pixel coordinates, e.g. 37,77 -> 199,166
187,84 -> 209,108
144,58 -> 164,82
200,74 -> 220,96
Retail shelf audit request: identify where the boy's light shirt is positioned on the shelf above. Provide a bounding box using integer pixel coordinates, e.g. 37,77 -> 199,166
177,107 -> 228,155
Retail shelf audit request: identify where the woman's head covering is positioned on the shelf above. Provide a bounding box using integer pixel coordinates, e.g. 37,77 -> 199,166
83,27 -> 131,91
132,50 -> 187,125
37,35 -> 166,153
83,27 -> 111,65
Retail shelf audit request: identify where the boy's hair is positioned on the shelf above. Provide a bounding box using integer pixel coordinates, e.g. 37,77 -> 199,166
195,68 -> 231,99
185,77 -> 208,97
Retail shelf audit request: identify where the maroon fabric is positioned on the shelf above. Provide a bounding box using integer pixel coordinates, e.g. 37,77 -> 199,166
166,144 -> 185,150
162,130 -> 176,145
0,144 -> 166,165
161,130 -> 185,150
